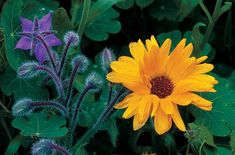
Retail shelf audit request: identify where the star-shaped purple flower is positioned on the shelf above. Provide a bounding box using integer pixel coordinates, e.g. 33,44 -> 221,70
15,13 -> 62,63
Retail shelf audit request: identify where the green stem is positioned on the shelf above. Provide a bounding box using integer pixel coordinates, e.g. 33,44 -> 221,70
73,88 -> 123,150
0,100 -> 10,113
1,119 -> 12,140
185,144 -> 190,155
77,0 -> 91,39
199,140 -> 206,155
199,0 -> 222,51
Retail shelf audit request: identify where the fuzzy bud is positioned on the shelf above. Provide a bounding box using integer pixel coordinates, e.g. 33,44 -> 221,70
85,72 -> 104,92
12,98 -> 33,116
100,48 -> 115,73
64,31 -> 80,47
32,139 -> 55,155
17,61 -> 39,79
32,139 -> 71,155
71,54 -> 89,73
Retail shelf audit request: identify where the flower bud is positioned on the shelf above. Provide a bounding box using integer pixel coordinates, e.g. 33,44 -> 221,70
31,139 -> 55,155
64,31 -> 80,47
17,62 -> 39,79
32,139 -> 71,155
71,54 -> 89,73
12,98 -> 33,116
85,72 -> 104,92
100,48 -> 116,73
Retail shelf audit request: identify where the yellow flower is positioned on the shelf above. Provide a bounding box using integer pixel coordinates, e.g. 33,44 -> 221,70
106,36 -> 218,135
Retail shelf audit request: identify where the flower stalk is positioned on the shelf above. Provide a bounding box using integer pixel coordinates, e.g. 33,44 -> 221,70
70,83 -> 93,143
58,39 -> 72,78
36,65 -> 65,99
73,88 -> 123,149
36,35 -> 57,72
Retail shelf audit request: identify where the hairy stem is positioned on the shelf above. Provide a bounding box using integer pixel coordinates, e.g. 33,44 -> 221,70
73,88 -> 123,149
70,83 -> 93,144
50,143 -> 70,155
58,39 -> 72,78
36,65 -> 65,99
36,35 -> 57,72
30,101 -> 68,117
65,56 -> 80,107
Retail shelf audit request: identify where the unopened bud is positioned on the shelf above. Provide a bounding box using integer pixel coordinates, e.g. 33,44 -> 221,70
32,139 -> 55,155
71,54 -> 89,73
100,48 -> 115,73
85,72 -> 104,92
17,62 -> 39,79
64,31 -> 80,47
12,98 -> 33,116
32,139 -> 71,155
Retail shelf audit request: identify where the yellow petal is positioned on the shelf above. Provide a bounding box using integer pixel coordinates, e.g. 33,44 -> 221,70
151,95 -> 160,117
133,98 -> 152,130
196,56 -> 208,64
174,79 -> 215,93
154,107 -> 172,135
171,104 -> 186,131
122,102 -> 137,119
189,74 -> 218,85
129,39 -> 146,62
192,63 -> 214,75
171,93 -> 191,106
115,93 -> 135,109
183,43 -> 193,58
160,98 -> 174,114
146,35 -> 159,51
190,93 -> 212,108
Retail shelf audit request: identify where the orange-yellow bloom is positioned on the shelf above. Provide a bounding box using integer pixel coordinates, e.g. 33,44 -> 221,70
107,36 -> 218,135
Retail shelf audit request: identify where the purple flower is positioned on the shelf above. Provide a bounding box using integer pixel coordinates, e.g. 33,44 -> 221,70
15,13 -> 62,63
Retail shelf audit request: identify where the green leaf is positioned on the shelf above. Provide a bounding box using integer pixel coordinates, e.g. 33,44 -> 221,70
1,0 -> 27,70
0,67 -> 49,100
216,2 -> 232,20
88,0 -> 121,22
75,145 -> 89,155
115,0 -> 135,10
135,0 -> 154,8
184,123 -> 216,148
12,112 -> 68,137
177,0 -> 199,21
157,30 -> 182,50
203,146 -> 231,155
85,8 -> 121,41
52,7 -> 72,40
4,135 -> 26,155
21,0 -> 59,18
230,130 -> 235,152
184,30 -> 214,61
100,118 -> 119,147
190,74 -> 235,136
149,0 -> 178,21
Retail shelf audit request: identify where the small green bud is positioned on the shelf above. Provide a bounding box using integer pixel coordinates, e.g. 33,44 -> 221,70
100,48 -> 116,73
85,72 -> 104,92
71,54 -> 89,73
17,61 -> 39,79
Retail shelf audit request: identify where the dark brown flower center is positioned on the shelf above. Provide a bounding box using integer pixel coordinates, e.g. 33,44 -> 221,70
150,76 -> 173,98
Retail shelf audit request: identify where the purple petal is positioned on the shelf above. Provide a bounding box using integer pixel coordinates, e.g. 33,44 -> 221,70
39,13 -> 52,31
35,43 -> 47,64
20,17 -> 33,32
15,37 -> 32,50
45,34 -> 62,46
